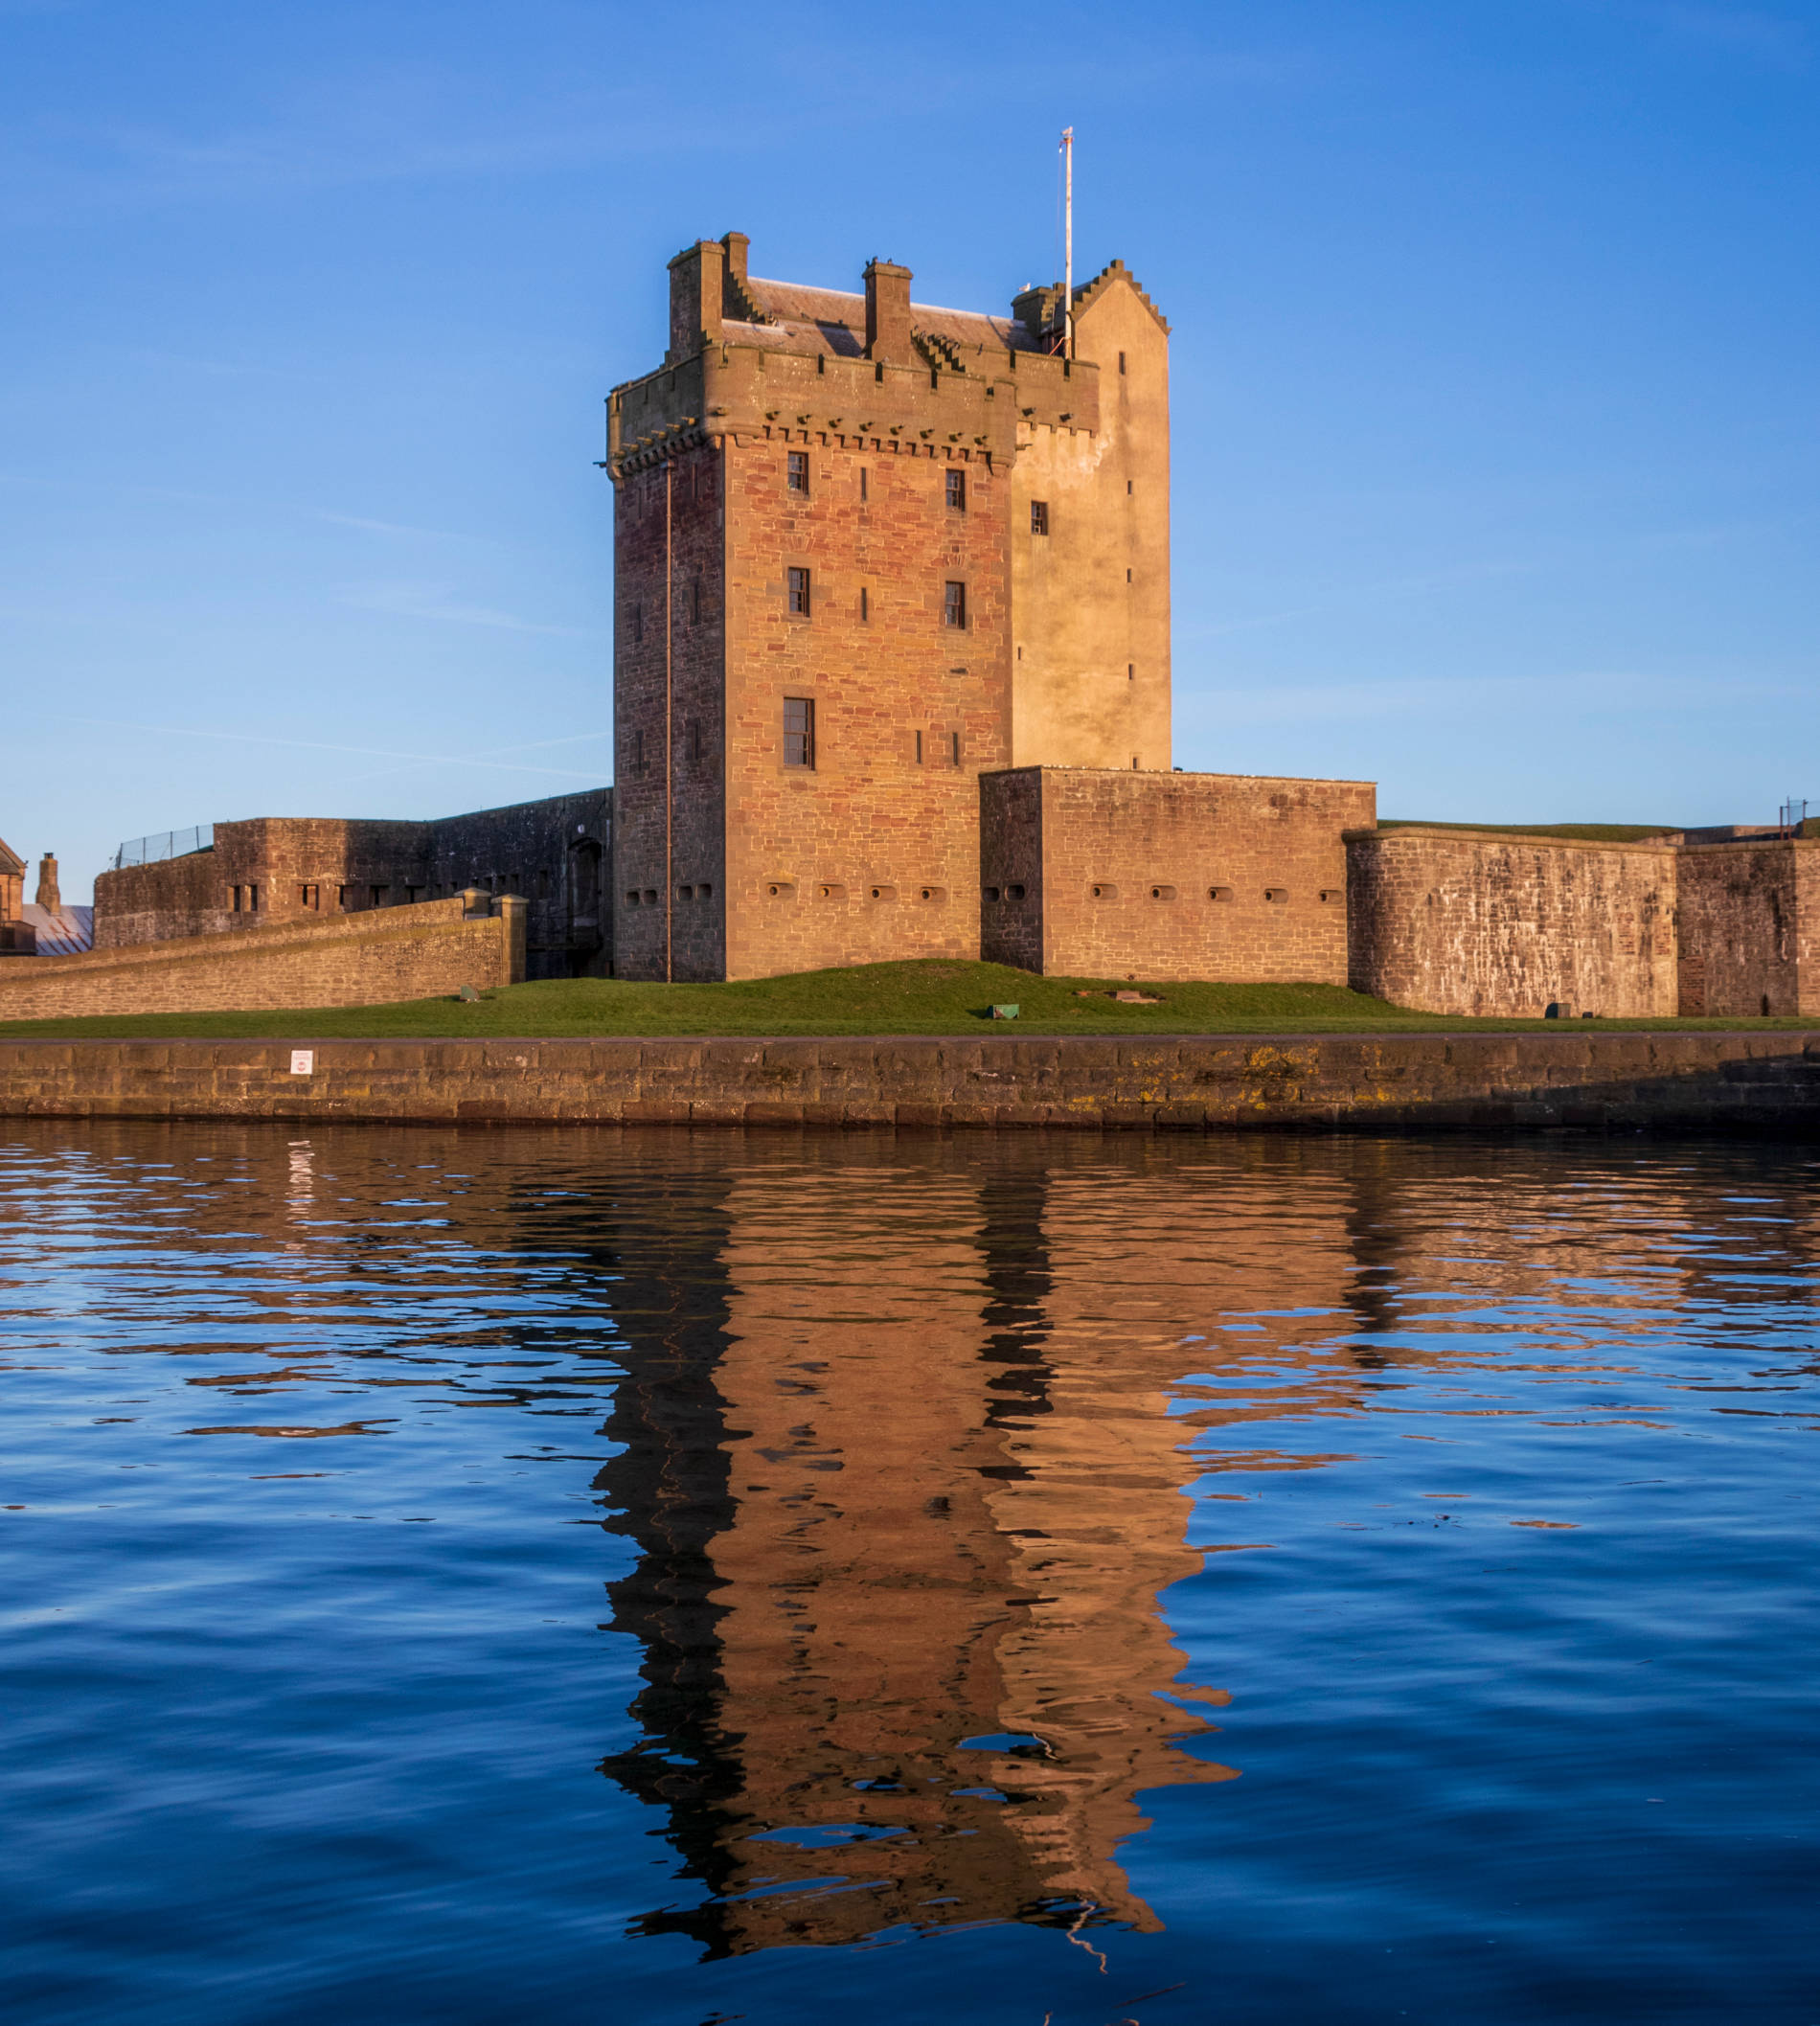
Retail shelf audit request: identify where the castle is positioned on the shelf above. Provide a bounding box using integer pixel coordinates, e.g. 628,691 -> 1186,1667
4,227 -> 1812,1027
605,232 -> 1368,985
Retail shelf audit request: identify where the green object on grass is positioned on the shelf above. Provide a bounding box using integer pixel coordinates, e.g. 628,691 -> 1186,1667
990,1004 -> 1019,1020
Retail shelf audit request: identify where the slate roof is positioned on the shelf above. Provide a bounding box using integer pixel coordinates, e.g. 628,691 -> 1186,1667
740,278 -> 1039,361
22,904 -> 93,956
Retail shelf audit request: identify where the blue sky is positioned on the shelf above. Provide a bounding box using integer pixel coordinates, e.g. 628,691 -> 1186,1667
3,0 -> 1815,898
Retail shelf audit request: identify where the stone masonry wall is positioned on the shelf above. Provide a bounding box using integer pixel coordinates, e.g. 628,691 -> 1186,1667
96,819 -> 431,947
2,1031 -> 1815,1136
0,897 -> 521,1022
613,444 -> 727,983
981,769 -> 1372,982
710,428 -> 1012,981
1348,828 -> 1679,1017
1676,841 -> 1819,1017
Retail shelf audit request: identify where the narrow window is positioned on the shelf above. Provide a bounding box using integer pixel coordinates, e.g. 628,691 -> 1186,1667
230,885 -> 241,913
1120,350 -> 1127,374
951,730 -> 961,766
691,576 -> 701,624
246,884 -> 259,913
690,719 -> 701,764
1126,479 -> 1133,494
875,361 -> 884,382
1128,664 -> 1135,680
299,883 -> 319,911
860,467 -> 869,502
816,353 -> 825,376
1031,500 -> 1049,535
1131,756 -> 1139,769
787,566 -> 811,617
1126,568 -> 1132,582
860,586 -> 870,623
783,695 -> 815,768
633,727 -> 646,774
945,468 -> 966,512
369,885 -> 386,909
337,884 -> 351,911
915,729 -> 922,764
944,580 -> 967,628
786,450 -> 808,494
632,602 -> 644,645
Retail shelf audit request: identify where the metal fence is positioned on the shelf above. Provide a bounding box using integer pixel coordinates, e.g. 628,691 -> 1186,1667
110,825 -> 215,872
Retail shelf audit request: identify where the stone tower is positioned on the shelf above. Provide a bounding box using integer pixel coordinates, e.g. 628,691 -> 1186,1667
604,232 -> 1170,982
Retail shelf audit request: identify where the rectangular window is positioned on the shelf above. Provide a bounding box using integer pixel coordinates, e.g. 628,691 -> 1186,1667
633,728 -> 646,775
945,468 -> 966,511
690,576 -> 701,624
951,731 -> 962,767
860,467 -> 869,502
860,586 -> 870,622
299,883 -> 319,911
369,885 -> 387,910
1119,350 -> 1126,375
632,602 -> 644,645
915,729 -> 922,765
787,566 -> 811,617
783,695 -> 815,768
786,450 -> 808,494
943,580 -> 967,628
1031,500 -> 1049,535
336,884 -> 351,912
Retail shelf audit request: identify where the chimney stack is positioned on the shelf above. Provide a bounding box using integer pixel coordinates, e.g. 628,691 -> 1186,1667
667,239 -> 727,363
864,259 -> 912,364
34,854 -> 59,914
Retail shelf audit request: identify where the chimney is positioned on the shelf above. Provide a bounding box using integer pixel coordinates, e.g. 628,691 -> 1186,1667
667,239 -> 726,363
721,231 -> 750,288
864,259 -> 912,364
35,854 -> 59,913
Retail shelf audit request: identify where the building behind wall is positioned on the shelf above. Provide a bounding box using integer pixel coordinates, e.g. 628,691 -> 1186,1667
606,230 -> 1171,983
94,790 -> 612,981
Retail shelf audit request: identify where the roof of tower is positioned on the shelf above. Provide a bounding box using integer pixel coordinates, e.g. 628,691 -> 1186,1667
1069,259 -> 1171,335
738,277 -> 1042,360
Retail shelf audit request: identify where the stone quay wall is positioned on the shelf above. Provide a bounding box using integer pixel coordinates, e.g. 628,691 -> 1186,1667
1,1031 -> 1814,1135
1348,827 -> 1680,1018
0,897 -> 523,1023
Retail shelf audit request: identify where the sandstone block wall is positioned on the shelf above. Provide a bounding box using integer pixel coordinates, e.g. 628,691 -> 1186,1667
981,769 -> 1373,982
1676,841 -> 1819,1016
1348,827 -> 1679,1017
2,1031 -> 1815,1136
0,897 -> 521,1023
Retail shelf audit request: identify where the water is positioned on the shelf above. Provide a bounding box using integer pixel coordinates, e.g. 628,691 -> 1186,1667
2,1122 -> 1816,2024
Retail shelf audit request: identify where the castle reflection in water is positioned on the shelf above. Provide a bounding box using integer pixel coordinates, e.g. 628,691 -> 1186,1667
408,1130 -> 1815,1959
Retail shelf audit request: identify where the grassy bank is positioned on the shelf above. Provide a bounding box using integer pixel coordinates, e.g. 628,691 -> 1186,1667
1,960 -> 1814,1038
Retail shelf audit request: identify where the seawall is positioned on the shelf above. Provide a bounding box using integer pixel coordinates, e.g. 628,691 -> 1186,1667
2,1032 -> 1817,1132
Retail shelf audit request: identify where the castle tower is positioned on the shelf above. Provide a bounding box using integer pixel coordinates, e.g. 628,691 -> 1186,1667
604,233 -> 1171,983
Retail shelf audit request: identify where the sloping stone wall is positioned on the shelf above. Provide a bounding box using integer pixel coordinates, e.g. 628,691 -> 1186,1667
0,898 -> 522,1022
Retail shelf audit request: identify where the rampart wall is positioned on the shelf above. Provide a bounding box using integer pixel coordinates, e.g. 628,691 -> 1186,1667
983,769 -> 1371,982
1675,841 -> 1819,1018
1348,827 -> 1679,1017
0,897 -> 523,1023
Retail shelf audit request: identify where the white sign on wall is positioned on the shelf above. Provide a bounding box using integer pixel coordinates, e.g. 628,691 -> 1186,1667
289,1050 -> 315,1077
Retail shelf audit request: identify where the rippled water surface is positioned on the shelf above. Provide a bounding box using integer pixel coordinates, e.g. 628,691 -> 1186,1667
2,1122 -> 1817,2024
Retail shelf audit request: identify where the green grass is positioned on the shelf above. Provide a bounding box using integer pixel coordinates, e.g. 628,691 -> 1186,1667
1,959 -> 1813,1038
1379,819 -> 1675,844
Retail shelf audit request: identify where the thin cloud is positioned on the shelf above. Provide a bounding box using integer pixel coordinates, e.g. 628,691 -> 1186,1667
73,717 -> 607,781
316,511 -> 495,545
336,580 -> 593,638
